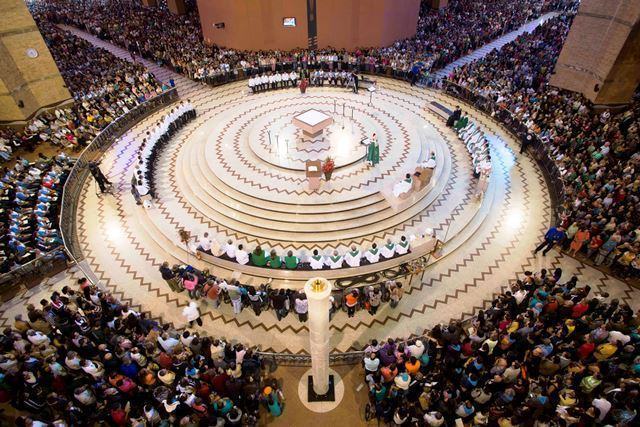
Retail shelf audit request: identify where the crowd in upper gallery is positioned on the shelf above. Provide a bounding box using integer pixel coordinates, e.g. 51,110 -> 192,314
33,0 -> 566,81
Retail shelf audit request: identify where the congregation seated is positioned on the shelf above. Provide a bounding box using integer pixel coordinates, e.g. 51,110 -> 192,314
0,153 -> 73,272
0,278 -> 283,425
360,268 -> 640,425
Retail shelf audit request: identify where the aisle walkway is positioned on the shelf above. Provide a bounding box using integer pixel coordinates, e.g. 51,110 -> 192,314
433,11 -> 560,80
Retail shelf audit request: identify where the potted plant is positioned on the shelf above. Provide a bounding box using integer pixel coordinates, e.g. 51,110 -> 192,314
322,157 -> 335,181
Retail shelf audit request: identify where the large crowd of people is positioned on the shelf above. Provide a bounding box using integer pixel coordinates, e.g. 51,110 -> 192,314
0,278 -> 284,425
362,268 -> 640,425
0,16 -> 166,271
159,261 -> 406,320
34,0 -> 564,84
446,7 -> 640,280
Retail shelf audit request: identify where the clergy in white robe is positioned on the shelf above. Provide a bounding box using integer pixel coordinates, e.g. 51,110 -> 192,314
380,239 -> 396,258
365,243 -> 380,264
344,246 -> 361,267
223,240 -> 236,258
393,173 -> 413,198
309,250 -> 325,270
327,250 -> 343,269
396,236 -> 410,255
235,244 -> 249,265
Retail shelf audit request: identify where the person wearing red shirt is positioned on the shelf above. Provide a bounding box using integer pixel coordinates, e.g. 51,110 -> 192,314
577,338 -> 596,360
571,300 -> 589,318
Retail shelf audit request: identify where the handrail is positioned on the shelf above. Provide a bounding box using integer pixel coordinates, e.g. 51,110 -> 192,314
59,88 -> 180,283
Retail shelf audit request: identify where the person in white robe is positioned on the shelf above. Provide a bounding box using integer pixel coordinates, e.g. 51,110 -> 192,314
393,173 -> 413,198
309,249 -> 325,269
327,250 -> 343,269
344,245 -> 361,267
381,239 -> 396,258
223,239 -> 236,258
396,236 -> 410,255
365,243 -> 380,263
235,244 -> 249,265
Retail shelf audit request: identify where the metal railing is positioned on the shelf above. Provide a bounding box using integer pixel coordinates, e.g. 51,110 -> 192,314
59,88 -> 179,277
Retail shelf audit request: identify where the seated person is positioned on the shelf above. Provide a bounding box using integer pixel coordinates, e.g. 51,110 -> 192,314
396,236 -> 410,255
344,245 -> 361,268
381,239 -> 396,259
250,245 -> 268,267
284,250 -> 299,269
196,232 -> 213,255
223,239 -> 236,259
235,244 -> 249,265
393,173 -> 413,198
327,250 -> 343,269
267,249 -> 282,269
365,243 -> 380,264
309,250 -> 325,270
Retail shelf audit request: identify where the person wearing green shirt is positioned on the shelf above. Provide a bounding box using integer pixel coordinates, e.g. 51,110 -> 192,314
251,246 -> 268,267
267,249 -> 282,269
454,114 -> 468,131
284,250 -> 299,269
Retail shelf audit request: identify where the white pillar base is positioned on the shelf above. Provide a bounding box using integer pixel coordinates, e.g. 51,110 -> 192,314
297,368 -> 344,413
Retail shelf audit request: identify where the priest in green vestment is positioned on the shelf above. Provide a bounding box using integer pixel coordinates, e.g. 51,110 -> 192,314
366,134 -> 380,166
284,250 -> 299,269
267,250 -> 282,268
251,246 -> 268,267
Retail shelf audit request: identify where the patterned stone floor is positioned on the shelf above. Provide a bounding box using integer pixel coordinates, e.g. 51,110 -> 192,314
1,28 -> 638,355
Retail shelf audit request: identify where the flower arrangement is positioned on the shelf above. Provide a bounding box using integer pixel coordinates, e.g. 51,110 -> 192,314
322,157 -> 335,180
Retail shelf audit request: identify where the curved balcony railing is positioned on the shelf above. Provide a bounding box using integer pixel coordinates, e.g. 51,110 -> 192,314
58,88 -> 179,282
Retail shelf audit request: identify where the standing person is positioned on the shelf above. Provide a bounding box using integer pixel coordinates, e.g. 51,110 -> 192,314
263,386 -> 284,417
220,280 -> 243,315
159,262 -> 181,292
88,161 -> 111,193
366,133 -> 380,166
367,286 -> 382,315
534,226 -> 566,256
271,289 -> 288,320
446,106 -> 462,127
351,71 -> 359,93
182,273 -> 199,299
345,289 -> 359,318
203,279 -> 220,308
299,77 -> 308,94
569,227 -> 590,256
182,301 -> 202,327
520,131 -> 533,154
294,293 -> 308,322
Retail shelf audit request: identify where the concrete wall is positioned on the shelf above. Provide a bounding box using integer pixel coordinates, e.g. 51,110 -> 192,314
197,0 -> 421,51
550,0 -> 640,106
0,0 -> 71,124
316,0 -> 420,50
198,0 -> 309,51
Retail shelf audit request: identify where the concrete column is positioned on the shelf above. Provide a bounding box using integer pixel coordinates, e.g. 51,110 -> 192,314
550,0 -> 640,106
167,0 -> 186,15
0,0 -> 71,124
304,277 -> 332,395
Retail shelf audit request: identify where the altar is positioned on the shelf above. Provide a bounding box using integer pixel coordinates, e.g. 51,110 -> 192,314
292,109 -> 334,139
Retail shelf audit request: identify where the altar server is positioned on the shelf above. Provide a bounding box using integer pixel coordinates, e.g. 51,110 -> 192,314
223,239 -> 237,259
344,245 -> 361,268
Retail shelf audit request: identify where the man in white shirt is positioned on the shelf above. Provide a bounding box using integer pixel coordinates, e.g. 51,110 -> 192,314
235,244 -> 249,265
260,74 -> 269,91
289,70 -> 298,86
248,76 -> 256,93
282,71 -> 290,87
344,245 -> 361,267
268,74 -> 276,90
274,72 -> 282,88
197,232 -> 213,255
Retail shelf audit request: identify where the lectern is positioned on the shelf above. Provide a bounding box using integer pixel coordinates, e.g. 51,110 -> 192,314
306,160 -> 322,191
